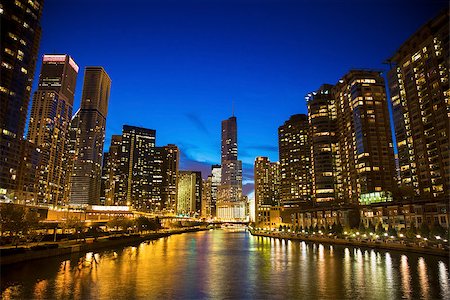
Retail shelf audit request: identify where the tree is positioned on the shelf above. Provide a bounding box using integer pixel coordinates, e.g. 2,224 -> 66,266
0,204 -> 39,236
430,222 -> 446,238
135,216 -> 151,233
376,222 -> 385,235
358,221 -> 366,234
419,222 -> 430,238
335,222 -> 343,235
406,223 -> 417,239
387,225 -> 397,237
367,221 -> 376,234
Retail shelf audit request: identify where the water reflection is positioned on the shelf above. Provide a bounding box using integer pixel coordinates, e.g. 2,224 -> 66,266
1,230 -> 448,300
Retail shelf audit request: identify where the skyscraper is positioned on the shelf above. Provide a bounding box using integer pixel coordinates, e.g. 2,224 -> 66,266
388,10 -> 449,200
254,156 -> 280,218
306,84 -> 340,204
334,70 -> 397,205
100,135 -> 122,206
217,116 -> 245,220
278,114 -> 311,206
209,164 -> 221,218
70,67 -> 111,205
116,125 -> 159,210
157,144 -> 179,213
0,0 -> 43,197
177,171 -> 202,216
27,54 -> 79,205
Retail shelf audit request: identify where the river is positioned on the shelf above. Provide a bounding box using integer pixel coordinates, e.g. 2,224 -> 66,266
1,229 -> 449,299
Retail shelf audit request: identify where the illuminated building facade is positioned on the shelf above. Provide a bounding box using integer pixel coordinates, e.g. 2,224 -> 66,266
334,70 -> 397,205
209,164 -> 221,218
177,171 -> 202,216
70,67 -> 111,205
388,10 -> 449,200
100,135 -> 122,206
157,144 -> 179,213
0,0 -> 43,197
306,84 -> 340,204
217,116 -> 245,220
254,157 -> 279,208
27,54 -> 79,205
278,114 -> 311,206
201,176 -> 212,218
116,125 -> 160,210
254,156 -> 280,226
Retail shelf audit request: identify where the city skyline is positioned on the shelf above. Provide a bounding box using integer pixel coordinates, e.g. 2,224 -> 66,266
31,0 -> 447,197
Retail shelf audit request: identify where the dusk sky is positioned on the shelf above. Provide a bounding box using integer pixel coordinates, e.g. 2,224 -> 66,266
32,0 -> 447,197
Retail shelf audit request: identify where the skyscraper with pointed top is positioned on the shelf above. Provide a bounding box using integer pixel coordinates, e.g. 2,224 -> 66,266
217,115 -> 246,220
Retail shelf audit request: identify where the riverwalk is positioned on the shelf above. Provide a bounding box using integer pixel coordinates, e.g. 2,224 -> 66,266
249,230 -> 449,257
0,227 -> 208,266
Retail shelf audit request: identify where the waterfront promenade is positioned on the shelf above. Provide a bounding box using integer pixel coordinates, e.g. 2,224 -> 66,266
0,227 -> 208,266
249,229 -> 449,257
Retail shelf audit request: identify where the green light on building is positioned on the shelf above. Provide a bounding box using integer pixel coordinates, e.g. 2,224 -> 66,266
360,191 -> 393,205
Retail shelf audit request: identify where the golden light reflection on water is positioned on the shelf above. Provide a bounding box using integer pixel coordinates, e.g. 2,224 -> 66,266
438,261 -> 450,299
418,257 -> 430,299
1,230 -> 448,300
400,255 -> 412,299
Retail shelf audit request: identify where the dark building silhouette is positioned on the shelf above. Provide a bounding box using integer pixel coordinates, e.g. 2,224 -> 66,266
70,67 -> 111,205
0,0 -> 43,197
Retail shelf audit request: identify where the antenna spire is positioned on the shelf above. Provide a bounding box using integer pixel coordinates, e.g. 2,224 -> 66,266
232,99 -> 234,117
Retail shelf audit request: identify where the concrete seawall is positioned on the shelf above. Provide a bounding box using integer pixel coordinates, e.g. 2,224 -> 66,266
1,228 -> 207,266
249,230 -> 449,257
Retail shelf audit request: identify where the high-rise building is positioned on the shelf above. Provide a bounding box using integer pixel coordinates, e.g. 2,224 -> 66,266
0,0 -> 43,197
278,114 -> 311,206
254,157 -> 280,207
209,164 -> 221,218
306,84 -> 340,204
100,135 -> 122,206
177,171 -> 202,216
157,144 -> 179,213
116,125 -> 160,210
217,116 -> 245,220
254,156 -> 280,222
334,70 -> 397,205
387,10 -> 449,200
201,176 -> 212,218
27,54 -> 79,205
70,67 -> 111,205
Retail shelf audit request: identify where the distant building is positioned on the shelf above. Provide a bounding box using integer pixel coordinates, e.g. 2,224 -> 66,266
217,116 -> 245,220
201,176 -> 212,218
306,84 -> 340,205
27,54 -> 79,205
254,156 -> 280,226
100,135 -> 122,206
70,67 -> 111,205
0,0 -> 43,197
177,171 -> 202,216
387,10 -> 449,201
333,70 -> 397,205
278,114 -> 311,206
210,164 -> 221,218
157,144 -> 179,213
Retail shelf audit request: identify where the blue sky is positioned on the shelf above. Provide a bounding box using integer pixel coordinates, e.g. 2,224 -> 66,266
32,0 -> 447,196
